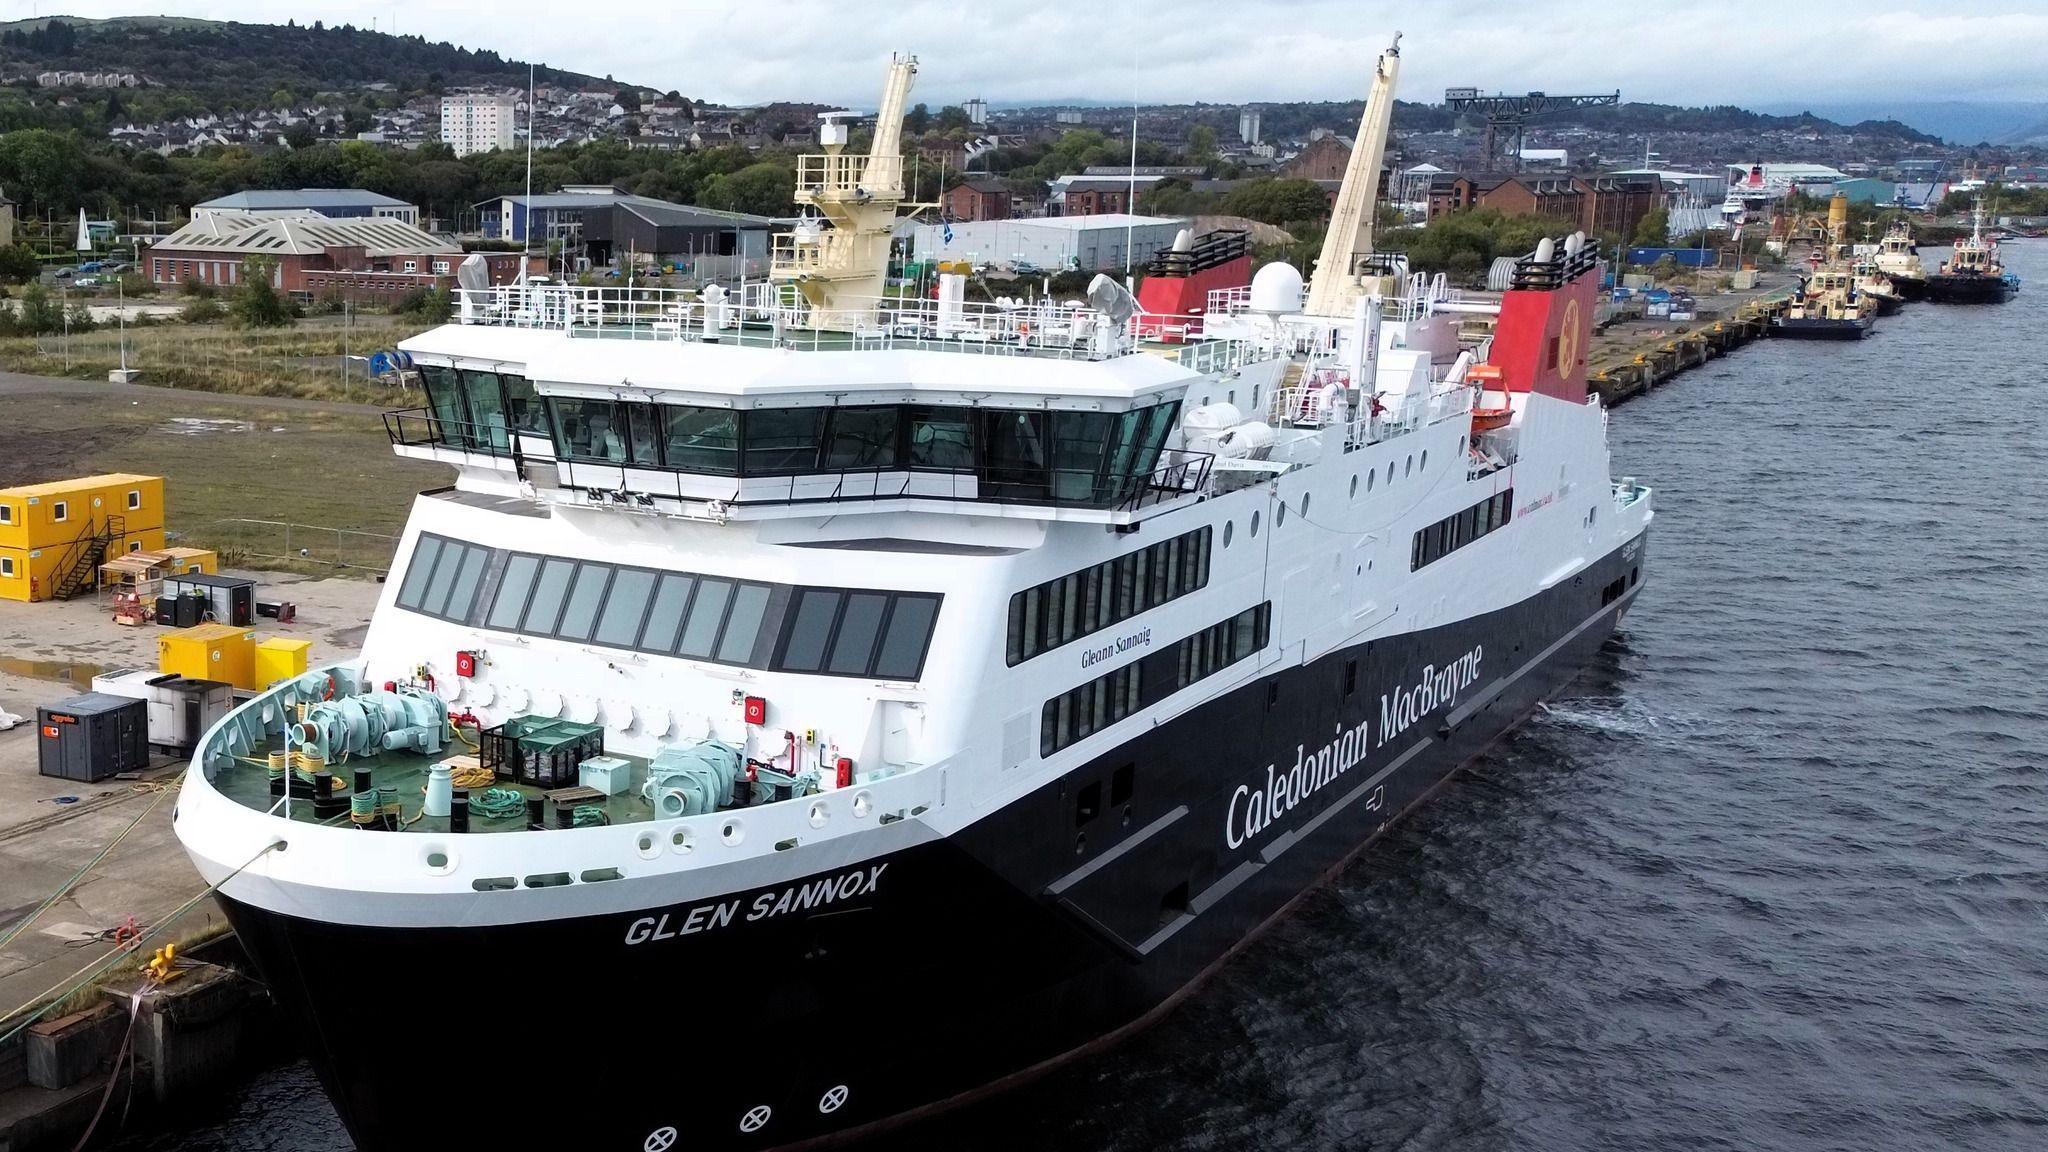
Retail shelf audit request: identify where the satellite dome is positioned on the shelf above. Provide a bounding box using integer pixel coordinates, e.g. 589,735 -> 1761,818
1249,261 -> 1305,315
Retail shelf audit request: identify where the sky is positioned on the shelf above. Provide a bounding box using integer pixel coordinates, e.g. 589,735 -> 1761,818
21,1 -> 2048,110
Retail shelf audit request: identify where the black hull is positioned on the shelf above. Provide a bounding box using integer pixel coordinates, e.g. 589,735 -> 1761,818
221,536 -> 1650,1152
1924,274 -> 2016,304
1889,276 -> 1932,302
1770,317 -> 1872,340
1867,293 -> 1905,317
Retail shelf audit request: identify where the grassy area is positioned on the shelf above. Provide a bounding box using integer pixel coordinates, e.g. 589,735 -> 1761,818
0,390 -> 452,574
0,315 -> 435,403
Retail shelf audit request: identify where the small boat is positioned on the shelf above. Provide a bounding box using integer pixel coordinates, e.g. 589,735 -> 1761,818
1853,259 -> 1905,316
1926,201 -> 2019,305
1872,218 -> 1931,301
1772,268 -> 1876,340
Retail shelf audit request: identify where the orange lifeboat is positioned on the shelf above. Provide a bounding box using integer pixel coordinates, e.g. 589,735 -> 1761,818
1468,364 -> 1512,432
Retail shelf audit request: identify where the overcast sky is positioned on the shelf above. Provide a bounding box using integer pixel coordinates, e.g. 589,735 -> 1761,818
33,2 -> 2048,109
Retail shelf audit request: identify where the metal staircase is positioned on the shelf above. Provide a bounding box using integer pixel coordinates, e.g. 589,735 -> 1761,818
49,513 -> 125,601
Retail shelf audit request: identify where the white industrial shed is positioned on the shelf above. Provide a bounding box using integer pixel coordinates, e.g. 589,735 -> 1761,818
909,214 -> 1187,272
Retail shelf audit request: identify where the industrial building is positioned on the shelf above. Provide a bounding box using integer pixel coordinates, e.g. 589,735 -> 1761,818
909,214 -> 1186,272
1426,172 -> 1660,239
441,92 -> 518,157
144,214 -> 525,303
941,177 -> 1012,223
191,188 -> 421,226
481,185 -> 777,274
0,474 -> 165,602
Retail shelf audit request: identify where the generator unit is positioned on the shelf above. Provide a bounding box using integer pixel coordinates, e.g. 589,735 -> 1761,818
38,692 -> 149,782
90,669 -> 234,756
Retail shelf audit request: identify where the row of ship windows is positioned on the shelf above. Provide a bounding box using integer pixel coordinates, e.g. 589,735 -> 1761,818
1040,603 -> 1270,758
1411,489 -> 1515,571
1006,526 -> 1212,666
392,533 -> 941,681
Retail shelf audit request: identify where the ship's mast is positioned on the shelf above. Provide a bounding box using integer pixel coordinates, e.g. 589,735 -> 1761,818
1303,34 -> 1401,318
771,53 -> 922,329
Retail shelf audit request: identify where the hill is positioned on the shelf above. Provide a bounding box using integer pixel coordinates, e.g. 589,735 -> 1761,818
0,15 -> 618,109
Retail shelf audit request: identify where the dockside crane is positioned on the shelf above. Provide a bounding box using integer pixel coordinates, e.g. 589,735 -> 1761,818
1443,87 -> 1620,171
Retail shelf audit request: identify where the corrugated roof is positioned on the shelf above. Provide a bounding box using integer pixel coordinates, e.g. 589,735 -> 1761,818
195,188 -> 413,211
150,213 -> 460,257
0,473 -> 159,499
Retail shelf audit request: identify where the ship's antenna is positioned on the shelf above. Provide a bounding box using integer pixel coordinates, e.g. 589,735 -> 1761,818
1124,96 -> 1138,285
523,62 -> 535,283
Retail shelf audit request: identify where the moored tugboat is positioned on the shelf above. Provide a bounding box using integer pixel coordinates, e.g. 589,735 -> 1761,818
1926,201 -> 2020,305
1772,266 -> 1876,340
1872,218 -> 1931,301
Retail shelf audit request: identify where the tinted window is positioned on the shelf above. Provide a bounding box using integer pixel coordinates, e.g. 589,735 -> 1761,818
422,542 -> 465,615
906,407 -> 974,469
874,595 -> 940,679
442,544 -> 490,621
593,568 -> 657,648
779,589 -> 841,672
717,584 -> 771,663
638,573 -> 694,651
677,578 -> 732,658
486,554 -> 539,631
663,406 -> 739,474
395,536 -> 443,610
824,406 -> 899,469
827,593 -> 890,675
551,397 -> 624,462
521,558 -> 577,633
555,563 -> 612,641
745,409 -> 826,474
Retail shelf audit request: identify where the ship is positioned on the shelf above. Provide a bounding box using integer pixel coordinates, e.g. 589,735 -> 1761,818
1772,266 -> 1877,339
1871,218 -> 1930,301
172,41 -> 1654,1152
1925,201 -> 2020,305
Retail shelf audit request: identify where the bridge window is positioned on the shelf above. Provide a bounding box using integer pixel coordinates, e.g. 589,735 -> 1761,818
661,405 -> 740,474
773,588 -> 943,679
744,408 -> 827,475
822,406 -> 898,469
394,533 -> 493,624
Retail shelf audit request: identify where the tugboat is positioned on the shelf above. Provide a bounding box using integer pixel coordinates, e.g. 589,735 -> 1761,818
1772,266 -> 1876,339
1926,201 -> 2020,304
1852,257 -> 1905,316
1871,218 -> 1930,301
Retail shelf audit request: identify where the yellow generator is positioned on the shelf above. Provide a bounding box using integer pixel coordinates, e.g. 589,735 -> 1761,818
0,474 -> 167,602
255,637 -> 313,688
160,624 -> 258,691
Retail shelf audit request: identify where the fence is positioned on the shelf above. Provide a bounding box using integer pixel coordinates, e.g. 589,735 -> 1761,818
191,518 -> 400,575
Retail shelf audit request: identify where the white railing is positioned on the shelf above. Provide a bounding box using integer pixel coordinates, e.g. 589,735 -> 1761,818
1266,362 -> 1476,450
453,284 -> 1270,366
794,153 -> 904,200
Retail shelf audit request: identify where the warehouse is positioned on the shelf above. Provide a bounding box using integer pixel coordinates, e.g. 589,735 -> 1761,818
908,214 -> 1186,273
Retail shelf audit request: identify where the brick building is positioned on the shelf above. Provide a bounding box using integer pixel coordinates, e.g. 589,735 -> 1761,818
144,212 -> 525,303
1282,135 -> 1354,181
942,177 -> 1012,222
1055,179 -> 1136,216
1426,172 -> 1658,239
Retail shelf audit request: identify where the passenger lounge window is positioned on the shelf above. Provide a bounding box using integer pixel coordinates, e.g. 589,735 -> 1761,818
773,589 -> 944,680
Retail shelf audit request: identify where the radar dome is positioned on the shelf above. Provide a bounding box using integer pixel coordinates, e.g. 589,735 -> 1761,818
1249,261 -> 1305,315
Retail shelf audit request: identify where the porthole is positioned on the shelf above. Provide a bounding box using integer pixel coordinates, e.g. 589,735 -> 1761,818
852,790 -> 873,818
1277,503 -> 1287,527
1367,470 -> 1376,492
1300,493 -> 1311,518
1458,435 -> 1467,455
1420,450 -> 1429,471
636,833 -> 659,859
1386,462 -> 1395,485
808,800 -> 830,829
671,827 -> 695,853
1405,454 -> 1413,476
720,819 -> 745,846
1223,520 -> 1234,547
423,848 -> 454,873
1350,475 -> 1359,498
1250,510 -> 1261,537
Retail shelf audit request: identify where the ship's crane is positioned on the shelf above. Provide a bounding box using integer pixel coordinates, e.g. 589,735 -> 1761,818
1443,88 -> 1620,171
1303,35 -> 1403,318
770,53 -> 925,328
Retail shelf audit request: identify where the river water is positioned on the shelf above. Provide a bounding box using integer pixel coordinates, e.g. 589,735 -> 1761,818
111,244 -> 2046,1152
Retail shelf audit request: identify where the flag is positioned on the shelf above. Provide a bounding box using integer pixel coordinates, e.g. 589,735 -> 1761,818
943,223 -> 954,245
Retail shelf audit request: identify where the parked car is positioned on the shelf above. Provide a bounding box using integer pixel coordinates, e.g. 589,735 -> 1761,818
1011,261 -> 1043,277
72,275 -> 102,289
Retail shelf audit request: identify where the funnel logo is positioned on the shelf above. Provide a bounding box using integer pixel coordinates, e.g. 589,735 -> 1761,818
1557,298 -> 1582,376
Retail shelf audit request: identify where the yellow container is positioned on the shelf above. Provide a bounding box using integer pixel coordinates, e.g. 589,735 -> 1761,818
159,623 -> 258,690
255,637 -> 313,687
156,547 -> 217,576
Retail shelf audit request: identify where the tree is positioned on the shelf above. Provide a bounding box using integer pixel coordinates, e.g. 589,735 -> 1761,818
229,255 -> 295,327
1188,124 -> 1217,164
0,129 -> 86,211
0,244 -> 40,283
696,162 -> 795,216
614,88 -> 640,113
1218,178 -> 1331,226
935,105 -> 972,133
1631,206 -> 1670,247
902,103 -> 930,135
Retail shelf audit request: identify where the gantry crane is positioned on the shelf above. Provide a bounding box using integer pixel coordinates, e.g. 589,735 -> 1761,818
1443,88 -> 1620,171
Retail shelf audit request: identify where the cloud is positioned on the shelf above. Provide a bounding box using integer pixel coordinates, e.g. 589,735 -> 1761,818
45,0 -> 2048,107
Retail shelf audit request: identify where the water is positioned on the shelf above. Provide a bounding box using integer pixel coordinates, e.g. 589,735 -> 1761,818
111,245 -> 2048,1152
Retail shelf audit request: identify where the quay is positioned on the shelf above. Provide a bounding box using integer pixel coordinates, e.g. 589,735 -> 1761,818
1587,283 -> 1795,406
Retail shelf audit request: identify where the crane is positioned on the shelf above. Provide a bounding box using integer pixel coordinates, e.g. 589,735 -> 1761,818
1303,35 -> 1403,318
1443,88 -> 1620,171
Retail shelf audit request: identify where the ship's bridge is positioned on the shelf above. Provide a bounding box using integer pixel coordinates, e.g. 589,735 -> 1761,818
386,285 -> 1272,525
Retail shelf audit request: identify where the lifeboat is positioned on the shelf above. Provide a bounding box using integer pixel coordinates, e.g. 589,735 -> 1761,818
1468,363 -> 1512,432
